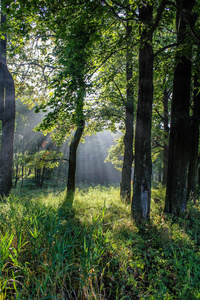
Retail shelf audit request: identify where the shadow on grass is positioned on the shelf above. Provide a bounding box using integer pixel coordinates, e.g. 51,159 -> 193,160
3,186 -> 200,299
0,187 -> 130,300
110,204 -> 200,300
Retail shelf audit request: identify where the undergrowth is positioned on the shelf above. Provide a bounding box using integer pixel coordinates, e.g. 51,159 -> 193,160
0,185 -> 200,299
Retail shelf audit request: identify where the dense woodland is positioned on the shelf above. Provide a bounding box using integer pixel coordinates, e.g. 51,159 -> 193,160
1,0 -> 200,299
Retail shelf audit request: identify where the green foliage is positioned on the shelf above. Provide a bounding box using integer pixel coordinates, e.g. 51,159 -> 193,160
23,150 -> 62,170
1,186 -> 200,299
105,135 -> 124,171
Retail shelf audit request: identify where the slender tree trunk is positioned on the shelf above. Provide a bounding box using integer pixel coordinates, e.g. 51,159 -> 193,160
198,165 -> 200,186
66,88 -> 85,203
34,167 -> 36,183
21,165 -> 24,187
131,4 -> 153,223
40,166 -> 45,188
120,20 -> 134,203
162,88 -> 169,185
164,0 -> 195,215
14,155 -> 19,188
0,0 -> 6,65
187,49 -> 200,203
66,121 -> 85,198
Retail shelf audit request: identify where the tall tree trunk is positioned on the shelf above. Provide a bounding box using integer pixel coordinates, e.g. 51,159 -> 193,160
162,88 -> 169,185
120,20 -> 134,203
66,88 -> 85,203
187,47 -> 200,203
0,62 -> 15,197
0,0 -> 6,65
40,166 -> 45,188
21,165 -> 24,187
164,0 -> 195,215
66,121 -> 85,199
14,155 -> 19,188
131,4 -> 153,223
0,1 -> 15,197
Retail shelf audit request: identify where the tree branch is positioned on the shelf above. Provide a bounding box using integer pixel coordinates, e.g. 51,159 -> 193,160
154,43 -> 177,57
14,61 -> 56,70
102,0 -> 138,21
112,79 -> 125,104
185,19 -> 200,43
155,108 -> 164,121
150,0 -> 168,34
40,158 -> 69,162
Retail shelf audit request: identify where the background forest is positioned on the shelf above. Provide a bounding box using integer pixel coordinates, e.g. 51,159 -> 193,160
1,0 -> 200,299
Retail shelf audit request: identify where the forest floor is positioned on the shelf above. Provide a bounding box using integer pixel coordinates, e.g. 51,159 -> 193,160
0,184 -> 200,299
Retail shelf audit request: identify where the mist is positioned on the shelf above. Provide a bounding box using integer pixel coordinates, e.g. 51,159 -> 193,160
14,100 -> 121,186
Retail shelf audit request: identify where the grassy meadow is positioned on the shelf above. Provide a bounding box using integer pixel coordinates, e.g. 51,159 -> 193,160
1,184 -> 200,299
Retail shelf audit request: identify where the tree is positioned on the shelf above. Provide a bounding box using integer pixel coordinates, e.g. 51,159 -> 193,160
31,1 -> 105,204
131,0 -> 170,223
153,52 -> 174,185
120,16 -> 134,203
86,1 -> 138,203
0,0 -> 15,197
164,0 -> 196,215
187,45 -> 200,203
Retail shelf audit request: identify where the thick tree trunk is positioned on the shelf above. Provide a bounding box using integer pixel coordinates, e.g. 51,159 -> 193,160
0,62 -> 15,197
131,4 -> 153,223
0,3 -> 15,197
162,89 -> 169,185
187,66 -> 200,202
164,0 -> 195,215
120,21 -> 134,203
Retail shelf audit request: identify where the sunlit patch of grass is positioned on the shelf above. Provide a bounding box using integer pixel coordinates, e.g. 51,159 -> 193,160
74,185 -> 130,225
1,185 -> 200,299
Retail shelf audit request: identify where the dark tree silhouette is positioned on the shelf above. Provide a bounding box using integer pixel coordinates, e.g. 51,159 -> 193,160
131,3 -> 153,223
164,0 -> 195,214
120,19 -> 134,203
0,61 -> 15,196
0,1 -> 15,197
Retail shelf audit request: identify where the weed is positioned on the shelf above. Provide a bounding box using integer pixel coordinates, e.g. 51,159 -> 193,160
0,185 -> 200,299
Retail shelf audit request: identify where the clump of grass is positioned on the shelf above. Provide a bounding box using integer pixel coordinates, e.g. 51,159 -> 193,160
1,185 -> 200,299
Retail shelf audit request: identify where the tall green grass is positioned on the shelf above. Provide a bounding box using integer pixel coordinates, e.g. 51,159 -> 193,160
0,185 -> 200,299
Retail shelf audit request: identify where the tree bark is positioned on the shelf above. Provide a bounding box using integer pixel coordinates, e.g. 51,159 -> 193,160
0,0 -> 6,65
187,51 -> 200,203
0,2 -> 15,197
21,165 -> 24,187
164,0 -> 195,215
40,166 -> 45,188
131,4 -> 153,223
66,121 -> 85,198
0,61 -> 15,197
66,88 -> 85,203
120,20 -> 134,203
162,88 -> 169,185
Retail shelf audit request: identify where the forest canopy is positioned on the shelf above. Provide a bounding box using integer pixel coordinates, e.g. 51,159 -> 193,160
1,0 -> 200,219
